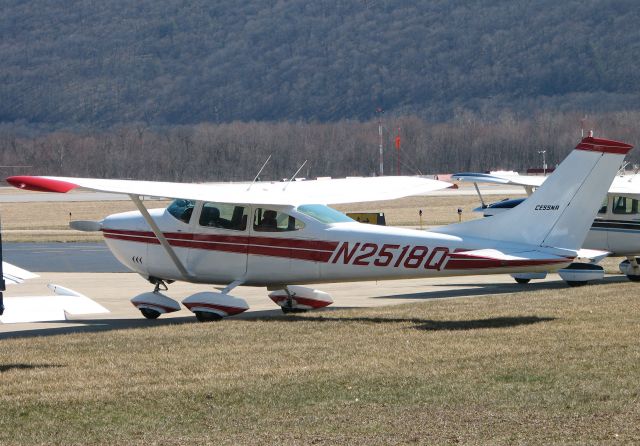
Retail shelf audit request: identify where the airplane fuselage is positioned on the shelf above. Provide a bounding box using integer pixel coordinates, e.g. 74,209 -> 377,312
102,203 -> 571,287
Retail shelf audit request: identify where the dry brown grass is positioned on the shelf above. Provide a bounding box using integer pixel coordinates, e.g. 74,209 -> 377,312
0,200 -> 170,242
0,281 -> 639,444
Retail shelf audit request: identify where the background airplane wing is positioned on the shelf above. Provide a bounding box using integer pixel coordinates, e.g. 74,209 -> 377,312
6,175 -> 453,205
3,261 -> 39,285
452,172 -> 546,188
608,174 -> 640,199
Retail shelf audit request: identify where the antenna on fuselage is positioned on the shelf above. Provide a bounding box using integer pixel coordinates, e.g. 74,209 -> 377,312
246,155 -> 272,191
283,160 -> 308,191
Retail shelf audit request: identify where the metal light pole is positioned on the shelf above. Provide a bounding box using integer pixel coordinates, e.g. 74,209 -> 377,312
0,217 -> 5,316
376,108 -> 384,175
538,150 -> 547,176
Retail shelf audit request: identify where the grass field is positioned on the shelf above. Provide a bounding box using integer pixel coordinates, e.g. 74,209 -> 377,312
1,281 -> 639,445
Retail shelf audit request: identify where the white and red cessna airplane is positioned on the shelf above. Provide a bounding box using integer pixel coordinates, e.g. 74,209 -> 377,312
5,136 -> 632,322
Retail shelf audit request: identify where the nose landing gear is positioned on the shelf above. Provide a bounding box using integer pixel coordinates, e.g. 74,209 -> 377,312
130,278 -> 181,319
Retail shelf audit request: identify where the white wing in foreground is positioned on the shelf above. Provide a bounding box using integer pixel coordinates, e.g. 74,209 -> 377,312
6,175 -> 453,206
3,261 -> 39,285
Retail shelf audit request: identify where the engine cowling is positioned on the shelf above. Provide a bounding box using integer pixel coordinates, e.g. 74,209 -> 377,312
131,292 -> 181,314
182,292 -> 249,319
268,286 -> 333,310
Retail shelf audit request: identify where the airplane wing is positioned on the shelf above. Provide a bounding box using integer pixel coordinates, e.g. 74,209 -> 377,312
452,172 -> 546,188
456,171 -> 640,200
6,175 -> 453,206
3,261 -> 39,285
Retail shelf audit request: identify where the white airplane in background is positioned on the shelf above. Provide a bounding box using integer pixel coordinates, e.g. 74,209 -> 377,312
454,157 -> 640,282
5,136 -> 632,322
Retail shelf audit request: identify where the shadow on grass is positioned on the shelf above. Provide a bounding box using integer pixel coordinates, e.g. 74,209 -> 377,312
372,275 -> 630,301
249,314 -> 556,331
0,363 -> 62,372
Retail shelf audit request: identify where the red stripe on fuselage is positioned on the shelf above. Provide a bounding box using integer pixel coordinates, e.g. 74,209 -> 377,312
102,229 -> 338,262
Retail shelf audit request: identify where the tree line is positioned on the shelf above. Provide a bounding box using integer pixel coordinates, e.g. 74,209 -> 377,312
2,111 -> 639,182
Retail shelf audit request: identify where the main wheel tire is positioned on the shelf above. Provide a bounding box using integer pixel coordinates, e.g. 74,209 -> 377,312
194,311 -> 223,322
566,281 -> 588,287
140,308 -> 161,320
514,278 -> 531,284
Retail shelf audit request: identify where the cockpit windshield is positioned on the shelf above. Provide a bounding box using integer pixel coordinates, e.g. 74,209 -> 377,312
167,199 -> 196,223
297,204 -> 354,224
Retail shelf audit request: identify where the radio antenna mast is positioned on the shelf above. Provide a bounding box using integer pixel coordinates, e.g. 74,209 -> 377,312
246,155 -> 272,191
283,160 -> 308,191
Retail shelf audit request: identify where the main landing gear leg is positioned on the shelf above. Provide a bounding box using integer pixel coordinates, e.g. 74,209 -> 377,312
137,278 -> 171,320
281,286 -> 307,314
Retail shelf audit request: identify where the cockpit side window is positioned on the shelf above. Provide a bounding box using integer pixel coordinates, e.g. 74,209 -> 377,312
167,199 -> 195,224
253,208 -> 304,232
199,202 -> 248,231
612,196 -> 639,215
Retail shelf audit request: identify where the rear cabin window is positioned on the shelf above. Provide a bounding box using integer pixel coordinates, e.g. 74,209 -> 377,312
612,196 -> 639,215
199,203 -> 248,231
253,208 -> 304,232
167,199 -> 195,224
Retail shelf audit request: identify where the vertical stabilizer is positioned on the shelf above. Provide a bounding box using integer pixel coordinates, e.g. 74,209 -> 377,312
434,137 -> 633,251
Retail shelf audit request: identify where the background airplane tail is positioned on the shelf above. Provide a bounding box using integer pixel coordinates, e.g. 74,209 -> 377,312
434,136 -> 633,251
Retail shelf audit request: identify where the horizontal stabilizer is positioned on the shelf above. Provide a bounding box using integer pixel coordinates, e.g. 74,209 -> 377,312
575,249 -> 610,263
444,248 -> 573,271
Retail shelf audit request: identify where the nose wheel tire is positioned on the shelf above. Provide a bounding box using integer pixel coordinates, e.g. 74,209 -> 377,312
140,308 -> 161,319
194,311 -> 223,322
514,278 -> 531,284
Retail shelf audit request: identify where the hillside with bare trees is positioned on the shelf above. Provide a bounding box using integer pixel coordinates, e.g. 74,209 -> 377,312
1,0 -> 639,127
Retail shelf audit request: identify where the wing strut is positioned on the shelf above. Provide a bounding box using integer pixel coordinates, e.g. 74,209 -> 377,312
472,182 -> 487,208
129,195 -> 193,281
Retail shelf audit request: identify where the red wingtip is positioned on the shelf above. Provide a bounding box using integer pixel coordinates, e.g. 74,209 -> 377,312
6,176 -> 79,193
575,137 -> 633,155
